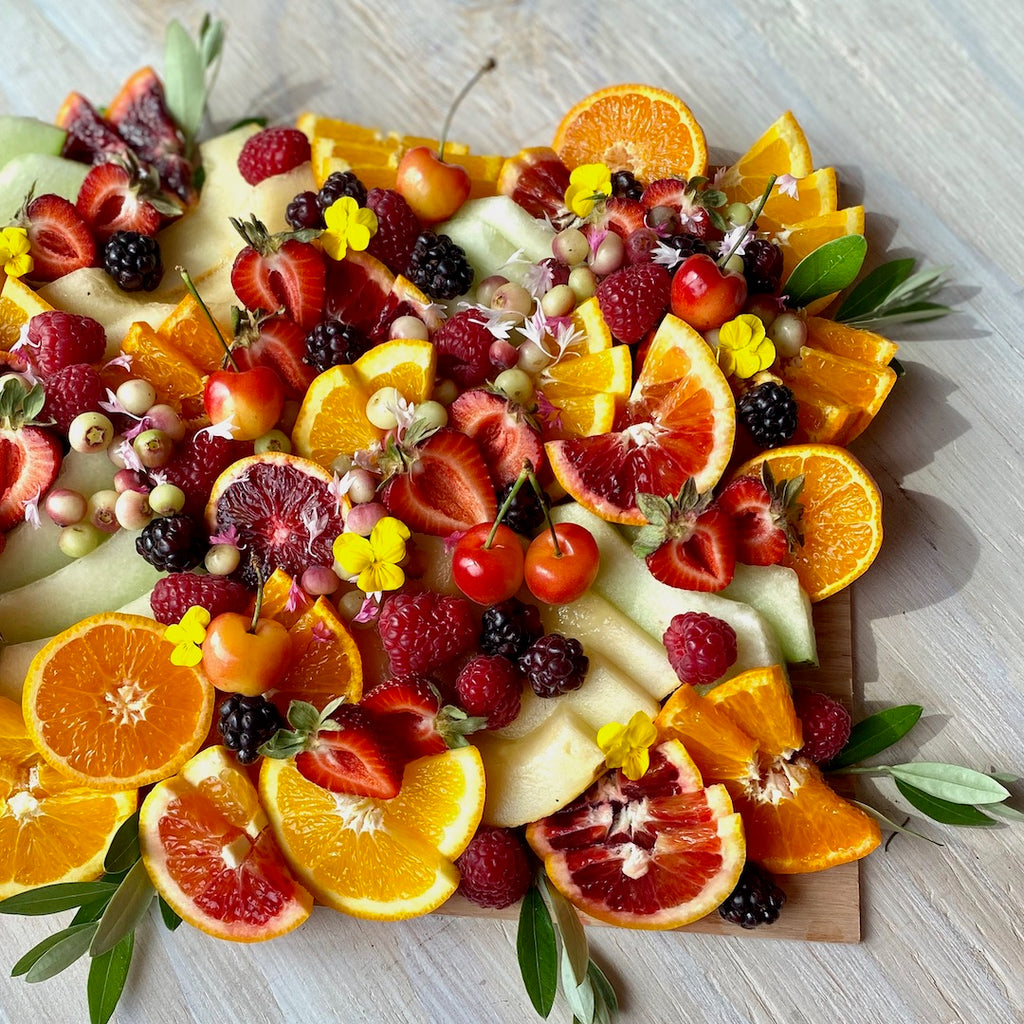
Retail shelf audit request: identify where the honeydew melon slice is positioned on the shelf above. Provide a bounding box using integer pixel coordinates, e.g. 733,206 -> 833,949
0,116 -> 66,169
727,563 -> 817,666
0,153 -> 88,224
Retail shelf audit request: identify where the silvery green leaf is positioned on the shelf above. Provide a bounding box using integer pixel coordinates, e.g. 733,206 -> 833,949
88,931 -> 133,1024
287,699 -> 321,733
984,801 -> 1024,822
318,695 -> 349,727
849,800 -> 942,845
22,384 -> 47,422
0,880 -> 117,916
893,780 -> 997,826
539,874 -> 588,987
885,265 -> 948,303
885,763 -> 1010,805
24,922 -> 98,982
782,235 -> 867,308
987,771 -> 1020,783
90,859 -> 154,957
835,258 -> 915,321
587,961 -> 619,1022
163,20 -> 206,142
198,16 -> 225,69
561,946 -> 596,1024
103,811 -> 141,874
517,883 -> 557,1018
828,704 -> 922,769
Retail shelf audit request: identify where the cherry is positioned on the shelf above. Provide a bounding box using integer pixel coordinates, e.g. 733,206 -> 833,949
204,365 -> 285,441
524,522 -> 600,605
452,522 -> 525,605
202,612 -> 293,696
669,253 -> 747,332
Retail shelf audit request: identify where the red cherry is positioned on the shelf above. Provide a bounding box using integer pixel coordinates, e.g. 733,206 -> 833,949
202,613 -> 293,696
669,253 -> 748,332
524,523 -> 600,605
452,522 -> 525,605
203,365 -> 285,441
395,146 -> 471,224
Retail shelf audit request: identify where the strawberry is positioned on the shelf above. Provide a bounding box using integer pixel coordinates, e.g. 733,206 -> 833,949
641,178 -> 691,212
22,194 -> 96,282
379,427 -> 497,536
75,159 -> 173,242
632,479 -> 737,592
432,308 -> 497,388
230,215 -> 326,329
24,311 -> 106,376
642,178 -> 720,238
237,127 -> 312,186
0,379 -> 62,532
595,195 -> 647,238
377,591 -> 478,676
232,312 -> 317,400
448,389 -> 544,486
716,463 -> 804,566
595,262 -> 670,345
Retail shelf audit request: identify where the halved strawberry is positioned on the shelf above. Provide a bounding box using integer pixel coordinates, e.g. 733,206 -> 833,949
717,463 -> 804,566
230,216 -> 326,329
596,196 -> 647,238
632,480 -> 736,592
641,178 -> 690,211
0,380 -> 62,532
641,178 -> 718,239
22,194 -> 96,282
232,313 -> 316,401
448,389 -> 544,487
380,427 -> 497,536
75,160 -> 170,242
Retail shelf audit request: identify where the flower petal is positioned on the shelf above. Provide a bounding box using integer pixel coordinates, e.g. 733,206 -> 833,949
333,532 -> 375,575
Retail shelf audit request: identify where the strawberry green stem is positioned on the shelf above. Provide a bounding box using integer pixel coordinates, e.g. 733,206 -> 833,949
438,57 -> 496,163
180,267 -> 239,371
717,173 -> 777,268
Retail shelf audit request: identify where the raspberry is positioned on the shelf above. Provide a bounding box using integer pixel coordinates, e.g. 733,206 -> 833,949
455,826 -> 533,909
432,308 -> 495,388
718,861 -> 786,928
663,611 -> 738,687
25,311 -> 106,376
40,363 -> 105,434
479,598 -> 543,660
595,262 -> 670,344
159,430 -> 253,520
135,514 -> 208,573
285,190 -> 325,230
455,655 -> 522,730
518,634 -> 588,698
317,170 -> 368,210
377,591 -> 478,676
149,573 -> 251,625
793,688 -> 852,764
405,232 -> 473,300
102,230 -> 163,292
237,127 -> 311,186
364,188 -> 421,273
218,694 -> 285,765
737,381 -> 798,449
304,318 -> 370,372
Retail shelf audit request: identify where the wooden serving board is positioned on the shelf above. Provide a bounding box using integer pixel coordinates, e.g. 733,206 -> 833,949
440,590 -> 863,944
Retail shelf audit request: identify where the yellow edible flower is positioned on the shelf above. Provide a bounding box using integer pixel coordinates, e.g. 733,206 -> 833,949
333,515 -> 411,594
596,710 -> 658,781
165,605 -> 211,668
321,196 -> 378,261
0,227 -> 33,279
564,162 -> 612,219
716,313 -> 776,379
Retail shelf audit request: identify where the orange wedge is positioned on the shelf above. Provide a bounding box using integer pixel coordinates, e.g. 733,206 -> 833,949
537,344 -> 632,438
354,337 -> 436,402
772,207 -> 866,282
569,296 -> 614,353
121,320 -> 208,421
0,275 -> 52,351
720,111 -> 813,192
786,380 -> 859,445
157,293 -> 230,374
805,316 -> 899,366
755,168 -> 838,230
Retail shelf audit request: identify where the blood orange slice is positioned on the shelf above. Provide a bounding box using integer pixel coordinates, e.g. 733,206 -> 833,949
140,745 -> 313,941
526,740 -> 744,929
545,314 -> 735,524
496,147 -> 571,222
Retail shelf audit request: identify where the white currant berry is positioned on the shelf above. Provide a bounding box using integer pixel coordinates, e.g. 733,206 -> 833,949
87,490 -> 121,534
113,469 -> 148,494
413,399 -> 448,431
68,412 -> 114,453
552,227 -> 589,266
345,468 -> 378,505
724,253 -> 745,274
301,564 -> 341,596
490,282 -> 533,317
115,378 -> 157,416
45,488 -> 87,527
568,265 -> 597,301
337,588 -> 368,621
148,482 -> 186,516
770,313 -> 808,358
389,315 -> 429,341
366,387 -> 403,429
344,501 -> 388,537
540,284 -> 575,318
516,339 -> 552,374
58,522 -> 104,558
726,201 -> 753,226
494,367 -> 535,405
205,544 -> 241,576
475,274 -> 509,307
115,489 -> 154,530
588,232 -> 624,275
431,378 -> 459,406
143,404 -> 185,441
254,429 -> 292,455
133,428 -> 173,469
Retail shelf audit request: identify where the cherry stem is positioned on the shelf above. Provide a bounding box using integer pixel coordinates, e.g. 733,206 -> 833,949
438,57 -> 496,163
486,459 -> 531,549
180,267 -> 239,371
527,470 -> 562,557
249,559 -> 265,633
717,173 -> 777,269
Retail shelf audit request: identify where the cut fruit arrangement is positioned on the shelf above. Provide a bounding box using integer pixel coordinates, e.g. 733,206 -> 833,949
0,18 -> 1014,1024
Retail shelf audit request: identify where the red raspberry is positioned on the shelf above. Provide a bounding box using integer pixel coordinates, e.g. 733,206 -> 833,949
150,573 -> 251,625
364,188 -> 421,273
595,262 -> 670,344
377,591 -> 477,676
237,127 -> 312,185
40,363 -> 105,434
159,430 -> 253,519
455,826 -> 533,909
25,311 -> 106,376
455,655 -> 522,730
432,309 -> 495,388
663,611 -> 738,687
793,688 -> 852,764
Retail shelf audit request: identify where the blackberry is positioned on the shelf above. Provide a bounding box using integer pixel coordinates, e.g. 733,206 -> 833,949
304,318 -> 370,372
496,479 -> 547,536
405,231 -> 473,300
610,169 -> 644,201
518,633 -> 588,698
317,170 -> 368,210
718,862 -> 787,929
742,238 -> 784,295
737,381 -> 799,449
661,233 -> 711,261
135,514 -> 207,573
218,694 -> 285,765
480,598 -> 543,660
102,231 -> 163,292
286,190 -> 325,230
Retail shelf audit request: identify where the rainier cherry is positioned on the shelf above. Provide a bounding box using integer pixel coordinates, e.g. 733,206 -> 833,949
670,253 -> 747,332
452,522 -> 525,605
524,522 -> 600,605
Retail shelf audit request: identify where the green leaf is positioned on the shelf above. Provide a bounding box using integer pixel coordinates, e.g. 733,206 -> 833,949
886,763 -> 1010,805
24,922 -> 98,982
72,895 -> 114,927
829,704 -> 922,769
158,896 -> 183,931
843,301 -> 951,330
835,258 -> 915,321
287,699 -> 322,733
163,20 -> 207,143
539,874 -> 588,987
104,811 -> 141,874
984,801 -> 1024,823
893,780 -> 997,826
587,961 -> 619,1023
849,800 -> 942,845
561,947 -> 596,1024
90,859 -> 154,958
987,771 -> 1020,783
198,16 -> 225,69
88,931 -> 133,1024
517,883 -> 558,1019
0,880 -> 118,916
782,235 -> 867,308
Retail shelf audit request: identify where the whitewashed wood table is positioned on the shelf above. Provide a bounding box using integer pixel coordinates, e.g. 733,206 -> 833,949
2,1 -> 1023,1021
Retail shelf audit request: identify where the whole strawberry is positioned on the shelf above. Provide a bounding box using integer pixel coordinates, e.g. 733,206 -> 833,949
24,311 -> 106,377
596,262 -> 670,344
237,126 -> 312,185
377,591 -> 478,676
793,688 -> 852,764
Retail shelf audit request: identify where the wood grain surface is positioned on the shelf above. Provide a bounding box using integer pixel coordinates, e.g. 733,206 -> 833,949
2,2 -> 1023,1023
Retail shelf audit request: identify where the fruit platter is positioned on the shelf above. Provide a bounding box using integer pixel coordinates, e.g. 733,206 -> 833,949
1,8 -> 1022,1024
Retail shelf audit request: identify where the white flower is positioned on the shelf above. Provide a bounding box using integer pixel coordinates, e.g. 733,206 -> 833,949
105,352 -> 133,371
651,241 -> 686,270
117,437 -> 144,473
195,418 -> 237,441
521,261 -> 555,299
718,224 -> 754,257
776,173 -> 800,199
23,490 -> 41,528
711,166 -> 729,188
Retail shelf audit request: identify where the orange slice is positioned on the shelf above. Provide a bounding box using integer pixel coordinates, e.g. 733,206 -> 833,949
0,696 -> 136,898
0,275 -> 52,351
772,207 -> 866,282
786,380 -> 859,445
23,613 -> 214,790
140,745 -> 312,941
537,344 -> 632,438
157,292 -> 230,374
569,296 -> 614,353
754,168 -> 838,231
720,111 -> 813,191
733,444 -> 883,601
553,84 -> 708,181
290,364 -> 377,467
260,746 -> 485,920
353,337 -> 436,402
121,320 -> 208,421
804,316 -> 899,366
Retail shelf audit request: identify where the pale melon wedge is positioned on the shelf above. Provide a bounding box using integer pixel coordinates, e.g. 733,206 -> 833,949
726,564 -> 817,666
0,116 -> 66,169
0,153 -> 88,224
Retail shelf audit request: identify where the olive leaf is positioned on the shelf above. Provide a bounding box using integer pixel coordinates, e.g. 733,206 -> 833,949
836,260 -> 951,330
163,20 -> 207,145
828,704 -> 922,769
984,801 -> 1024,823
25,923 -> 99,983
834,258 -> 916,321
781,235 -> 867,308
103,811 -> 141,874
893,780 -> 997,826
884,763 -> 1010,805
561,946 -> 596,1024
90,859 -> 154,958
539,874 -> 588,987
0,880 -> 118,917
849,800 -> 942,845
587,961 -> 619,1023
517,882 -> 558,1019
88,932 -> 134,1024
158,895 -> 183,931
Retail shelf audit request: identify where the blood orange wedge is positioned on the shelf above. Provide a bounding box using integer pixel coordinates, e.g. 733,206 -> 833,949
526,740 -> 744,929
656,666 -> 881,873
0,696 -> 136,898
259,746 -> 485,920
553,84 -> 708,182
733,444 -> 883,601
23,613 -> 214,790
139,745 -> 313,941
205,452 -> 346,584
546,314 -> 735,524
497,147 -> 571,222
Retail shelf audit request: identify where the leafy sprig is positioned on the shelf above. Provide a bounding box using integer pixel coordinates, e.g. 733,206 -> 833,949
163,14 -> 225,158
835,258 -> 951,329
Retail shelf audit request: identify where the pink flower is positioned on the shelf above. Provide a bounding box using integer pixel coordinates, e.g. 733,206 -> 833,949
285,579 -> 310,613
353,593 -> 382,623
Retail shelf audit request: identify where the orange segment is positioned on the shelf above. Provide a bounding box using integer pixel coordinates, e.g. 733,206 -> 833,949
537,345 -> 632,439
733,444 -> 883,602
23,613 -> 215,790
805,316 -> 898,366
753,168 -> 838,231
786,380 -> 859,445
772,207 -> 866,282
291,364 -> 377,467
122,320 -> 208,421
720,111 -> 813,190
705,664 -> 802,756
354,337 -> 436,403
553,84 -> 708,181
569,296 -> 613,353
157,293 -> 230,374
0,275 -> 52,351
